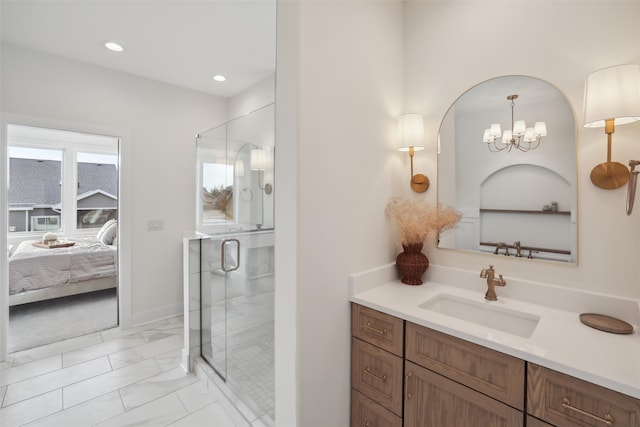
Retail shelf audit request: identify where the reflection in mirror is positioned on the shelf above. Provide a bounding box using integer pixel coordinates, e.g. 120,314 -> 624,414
438,76 -> 577,263
196,103 -> 275,234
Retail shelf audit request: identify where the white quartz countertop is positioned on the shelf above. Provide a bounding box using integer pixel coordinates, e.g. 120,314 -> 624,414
349,264 -> 640,399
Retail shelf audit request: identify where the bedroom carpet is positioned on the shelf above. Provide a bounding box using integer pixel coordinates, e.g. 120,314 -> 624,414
8,288 -> 117,353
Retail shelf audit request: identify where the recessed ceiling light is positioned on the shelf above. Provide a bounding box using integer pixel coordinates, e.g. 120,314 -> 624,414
213,75 -> 226,82
104,42 -> 124,52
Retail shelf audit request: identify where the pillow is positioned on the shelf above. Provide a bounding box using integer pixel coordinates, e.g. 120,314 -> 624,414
97,219 -> 117,241
99,220 -> 117,245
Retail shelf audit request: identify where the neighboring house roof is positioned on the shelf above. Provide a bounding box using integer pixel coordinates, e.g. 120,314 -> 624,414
77,189 -> 118,202
53,190 -> 118,210
8,158 -> 118,208
77,162 -> 118,196
8,158 -> 62,206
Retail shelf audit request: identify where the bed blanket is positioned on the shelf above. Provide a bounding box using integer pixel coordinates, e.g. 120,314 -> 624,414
9,238 -> 117,295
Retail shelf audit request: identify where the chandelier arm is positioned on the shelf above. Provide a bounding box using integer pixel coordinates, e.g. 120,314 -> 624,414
489,141 -> 508,152
487,143 -> 501,152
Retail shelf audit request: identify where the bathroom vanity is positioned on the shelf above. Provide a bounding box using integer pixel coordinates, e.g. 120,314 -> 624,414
349,264 -> 640,426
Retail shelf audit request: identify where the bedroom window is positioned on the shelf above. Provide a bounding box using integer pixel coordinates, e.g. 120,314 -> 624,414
7,125 -> 119,235
76,152 -> 118,229
8,146 -> 63,233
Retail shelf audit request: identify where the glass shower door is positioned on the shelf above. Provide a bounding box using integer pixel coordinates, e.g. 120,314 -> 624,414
197,103 -> 275,423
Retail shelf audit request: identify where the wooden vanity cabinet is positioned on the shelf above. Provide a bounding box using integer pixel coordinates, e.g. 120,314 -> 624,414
527,363 -> 640,427
351,303 -> 640,427
351,304 -> 404,426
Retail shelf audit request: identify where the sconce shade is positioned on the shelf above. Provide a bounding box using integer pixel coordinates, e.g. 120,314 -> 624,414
583,64 -> 640,128
397,113 -> 425,151
250,149 -> 273,170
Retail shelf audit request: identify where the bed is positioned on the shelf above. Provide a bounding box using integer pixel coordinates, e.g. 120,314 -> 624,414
9,226 -> 118,306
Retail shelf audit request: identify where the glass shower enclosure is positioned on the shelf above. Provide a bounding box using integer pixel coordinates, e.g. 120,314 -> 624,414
196,103 -> 275,423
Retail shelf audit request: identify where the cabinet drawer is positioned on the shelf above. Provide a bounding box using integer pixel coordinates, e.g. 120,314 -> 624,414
351,389 -> 402,427
351,337 -> 403,416
404,360 -> 523,427
352,303 -> 404,356
528,363 -> 640,427
405,322 -> 525,410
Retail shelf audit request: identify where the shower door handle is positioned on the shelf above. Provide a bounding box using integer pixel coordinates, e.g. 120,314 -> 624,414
221,238 -> 240,272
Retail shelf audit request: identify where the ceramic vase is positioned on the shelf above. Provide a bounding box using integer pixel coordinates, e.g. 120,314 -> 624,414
395,242 -> 429,285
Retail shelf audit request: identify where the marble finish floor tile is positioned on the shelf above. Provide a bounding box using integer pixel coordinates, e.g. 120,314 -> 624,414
11,333 -> 104,367
4,356 -> 112,407
176,380 -> 216,413
63,358 -> 162,408
93,393 -> 187,427
0,389 -> 62,427
62,334 -> 145,368
108,335 -> 184,370
0,315 -> 250,427
0,355 -> 61,387
119,366 -> 199,410
167,402 -> 236,427
23,390 -> 124,427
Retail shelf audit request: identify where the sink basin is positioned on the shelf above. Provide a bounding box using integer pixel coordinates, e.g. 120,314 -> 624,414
419,294 -> 540,338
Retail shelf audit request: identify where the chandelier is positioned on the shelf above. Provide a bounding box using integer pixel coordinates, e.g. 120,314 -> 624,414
482,94 -> 547,152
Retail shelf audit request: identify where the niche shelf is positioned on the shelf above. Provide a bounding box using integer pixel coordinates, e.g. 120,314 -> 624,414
480,208 -> 570,215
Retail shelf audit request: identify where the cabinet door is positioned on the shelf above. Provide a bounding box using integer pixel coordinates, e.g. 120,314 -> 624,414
526,415 -> 555,427
404,361 -> 524,427
351,389 -> 402,427
352,337 -> 403,416
406,322 -> 525,410
528,363 -> 640,427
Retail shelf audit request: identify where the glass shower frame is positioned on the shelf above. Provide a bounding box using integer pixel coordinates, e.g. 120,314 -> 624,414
196,103 -> 275,423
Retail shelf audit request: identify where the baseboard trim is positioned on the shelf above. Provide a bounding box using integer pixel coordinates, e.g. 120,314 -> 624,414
131,303 -> 183,327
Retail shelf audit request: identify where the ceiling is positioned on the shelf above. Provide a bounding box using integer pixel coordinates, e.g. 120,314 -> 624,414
0,0 -> 277,98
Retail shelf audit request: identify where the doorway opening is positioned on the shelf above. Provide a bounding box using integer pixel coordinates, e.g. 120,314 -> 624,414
6,124 -> 120,353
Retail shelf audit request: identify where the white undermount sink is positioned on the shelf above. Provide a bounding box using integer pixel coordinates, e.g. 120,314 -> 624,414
419,294 -> 540,338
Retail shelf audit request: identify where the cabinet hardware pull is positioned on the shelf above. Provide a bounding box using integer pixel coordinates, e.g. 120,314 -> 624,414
363,367 -> 386,383
364,321 -> 387,335
561,397 -> 614,426
363,422 -> 370,427
405,372 -> 413,400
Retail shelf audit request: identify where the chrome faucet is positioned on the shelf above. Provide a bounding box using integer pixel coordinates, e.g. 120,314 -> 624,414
479,265 -> 506,301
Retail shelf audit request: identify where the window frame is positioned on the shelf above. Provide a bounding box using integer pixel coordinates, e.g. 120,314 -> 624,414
7,126 -> 119,238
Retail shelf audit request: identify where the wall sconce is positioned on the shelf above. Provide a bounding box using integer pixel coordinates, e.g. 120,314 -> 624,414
250,148 -> 273,195
583,64 -> 640,190
397,113 -> 429,193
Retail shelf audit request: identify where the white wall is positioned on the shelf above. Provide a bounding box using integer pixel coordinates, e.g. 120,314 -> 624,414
227,74 -> 276,120
404,1 -> 640,298
1,42 -> 227,326
276,1 -> 404,425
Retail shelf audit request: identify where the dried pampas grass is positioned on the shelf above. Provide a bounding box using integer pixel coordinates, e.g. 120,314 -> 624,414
385,199 -> 462,244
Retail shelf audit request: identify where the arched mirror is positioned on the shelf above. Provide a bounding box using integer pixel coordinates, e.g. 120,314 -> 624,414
437,75 -> 577,263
